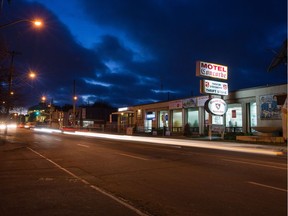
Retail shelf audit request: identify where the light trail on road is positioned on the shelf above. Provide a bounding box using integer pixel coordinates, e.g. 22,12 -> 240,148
247,181 -> 287,192
33,128 -> 284,156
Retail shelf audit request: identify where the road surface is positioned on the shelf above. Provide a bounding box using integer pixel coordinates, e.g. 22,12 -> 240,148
0,128 -> 286,216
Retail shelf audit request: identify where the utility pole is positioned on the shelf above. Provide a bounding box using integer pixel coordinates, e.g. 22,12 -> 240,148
4,50 -> 21,135
72,80 -> 77,127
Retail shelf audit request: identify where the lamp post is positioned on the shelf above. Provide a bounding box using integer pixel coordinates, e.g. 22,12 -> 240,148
4,51 -> 21,135
72,80 -> 77,127
0,19 -> 43,29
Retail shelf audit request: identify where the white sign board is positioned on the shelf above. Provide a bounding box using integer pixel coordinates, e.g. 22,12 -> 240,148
205,98 -> 228,116
201,79 -> 229,95
196,61 -> 228,80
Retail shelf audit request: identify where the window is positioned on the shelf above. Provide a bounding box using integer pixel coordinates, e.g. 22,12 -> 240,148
250,102 -> 257,127
226,104 -> 242,127
159,110 -> 168,128
187,108 -> 199,127
172,110 -> 182,131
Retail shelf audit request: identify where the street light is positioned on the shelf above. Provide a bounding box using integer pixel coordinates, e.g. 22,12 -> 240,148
29,71 -> 36,79
0,18 -> 43,29
41,96 -> 46,103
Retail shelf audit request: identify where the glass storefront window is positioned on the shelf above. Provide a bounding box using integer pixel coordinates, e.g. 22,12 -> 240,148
144,119 -> 152,132
226,104 -> 242,127
250,102 -> 257,127
172,110 -> 182,130
159,111 -> 168,128
145,111 -> 155,132
187,108 -> 199,127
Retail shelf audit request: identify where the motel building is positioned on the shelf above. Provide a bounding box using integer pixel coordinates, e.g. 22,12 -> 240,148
113,83 -> 287,141
113,61 -> 287,142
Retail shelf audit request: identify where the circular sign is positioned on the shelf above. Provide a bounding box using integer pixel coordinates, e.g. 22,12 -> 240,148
205,98 -> 228,116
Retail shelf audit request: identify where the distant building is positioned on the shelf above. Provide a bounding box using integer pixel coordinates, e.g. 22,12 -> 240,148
63,106 -> 117,129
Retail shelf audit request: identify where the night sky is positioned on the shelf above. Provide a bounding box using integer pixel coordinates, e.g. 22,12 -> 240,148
0,0 -> 286,110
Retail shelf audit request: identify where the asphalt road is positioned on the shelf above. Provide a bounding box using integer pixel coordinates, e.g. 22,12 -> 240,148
0,128 -> 287,216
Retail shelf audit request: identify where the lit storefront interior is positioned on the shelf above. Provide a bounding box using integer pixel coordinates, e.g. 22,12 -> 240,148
226,104 -> 243,132
187,108 -> 199,133
172,110 -> 182,132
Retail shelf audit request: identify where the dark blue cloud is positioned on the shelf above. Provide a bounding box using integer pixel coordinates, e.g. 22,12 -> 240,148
80,0 -> 286,98
0,0 -> 286,109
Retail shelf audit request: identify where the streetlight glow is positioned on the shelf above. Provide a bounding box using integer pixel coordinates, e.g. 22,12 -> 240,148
33,20 -> 42,27
29,71 -> 36,79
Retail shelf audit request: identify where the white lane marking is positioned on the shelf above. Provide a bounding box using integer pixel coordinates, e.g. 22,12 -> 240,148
222,159 -> 287,170
116,153 -> 149,161
248,181 -> 287,192
27,147 -> 149,216
77,144 -> 90,148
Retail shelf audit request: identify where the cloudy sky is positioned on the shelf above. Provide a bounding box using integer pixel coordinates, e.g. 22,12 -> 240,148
0,0 -> 286,109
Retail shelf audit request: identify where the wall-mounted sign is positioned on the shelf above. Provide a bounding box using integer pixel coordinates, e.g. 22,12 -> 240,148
205,98 -> 228,116
196,61 -> 228,80
169,100 -> 183,109
146,111 -> 155,120
183,97 -> 197,108
118,107 -> 128,112
200,79 -> 228,95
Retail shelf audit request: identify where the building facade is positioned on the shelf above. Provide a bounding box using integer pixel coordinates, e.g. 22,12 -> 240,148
113,84 -> 287,137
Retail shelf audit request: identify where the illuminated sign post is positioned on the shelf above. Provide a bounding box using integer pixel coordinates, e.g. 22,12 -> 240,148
196,60 -> 229,139
200,79 -> 229,95
196,61 -> 228,80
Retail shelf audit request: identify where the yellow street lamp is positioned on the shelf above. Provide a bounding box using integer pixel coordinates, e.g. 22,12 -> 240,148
41,96 -> 46,102
0,18 -> 44,29
33,20 -> 42,27
29,71 -> 36,79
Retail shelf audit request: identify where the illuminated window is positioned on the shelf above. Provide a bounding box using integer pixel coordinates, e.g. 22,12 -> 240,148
187,108 -> 199,127
226,104 -> 242,127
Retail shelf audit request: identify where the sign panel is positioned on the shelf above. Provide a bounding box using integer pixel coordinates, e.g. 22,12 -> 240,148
260,95 -> 282,120
200,79 -> 228,95
146,112 -> 155,120
196,61 -> 228,80
205,98 -> 228,116
183,97 -> 197,108
169,100 -> 183,109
